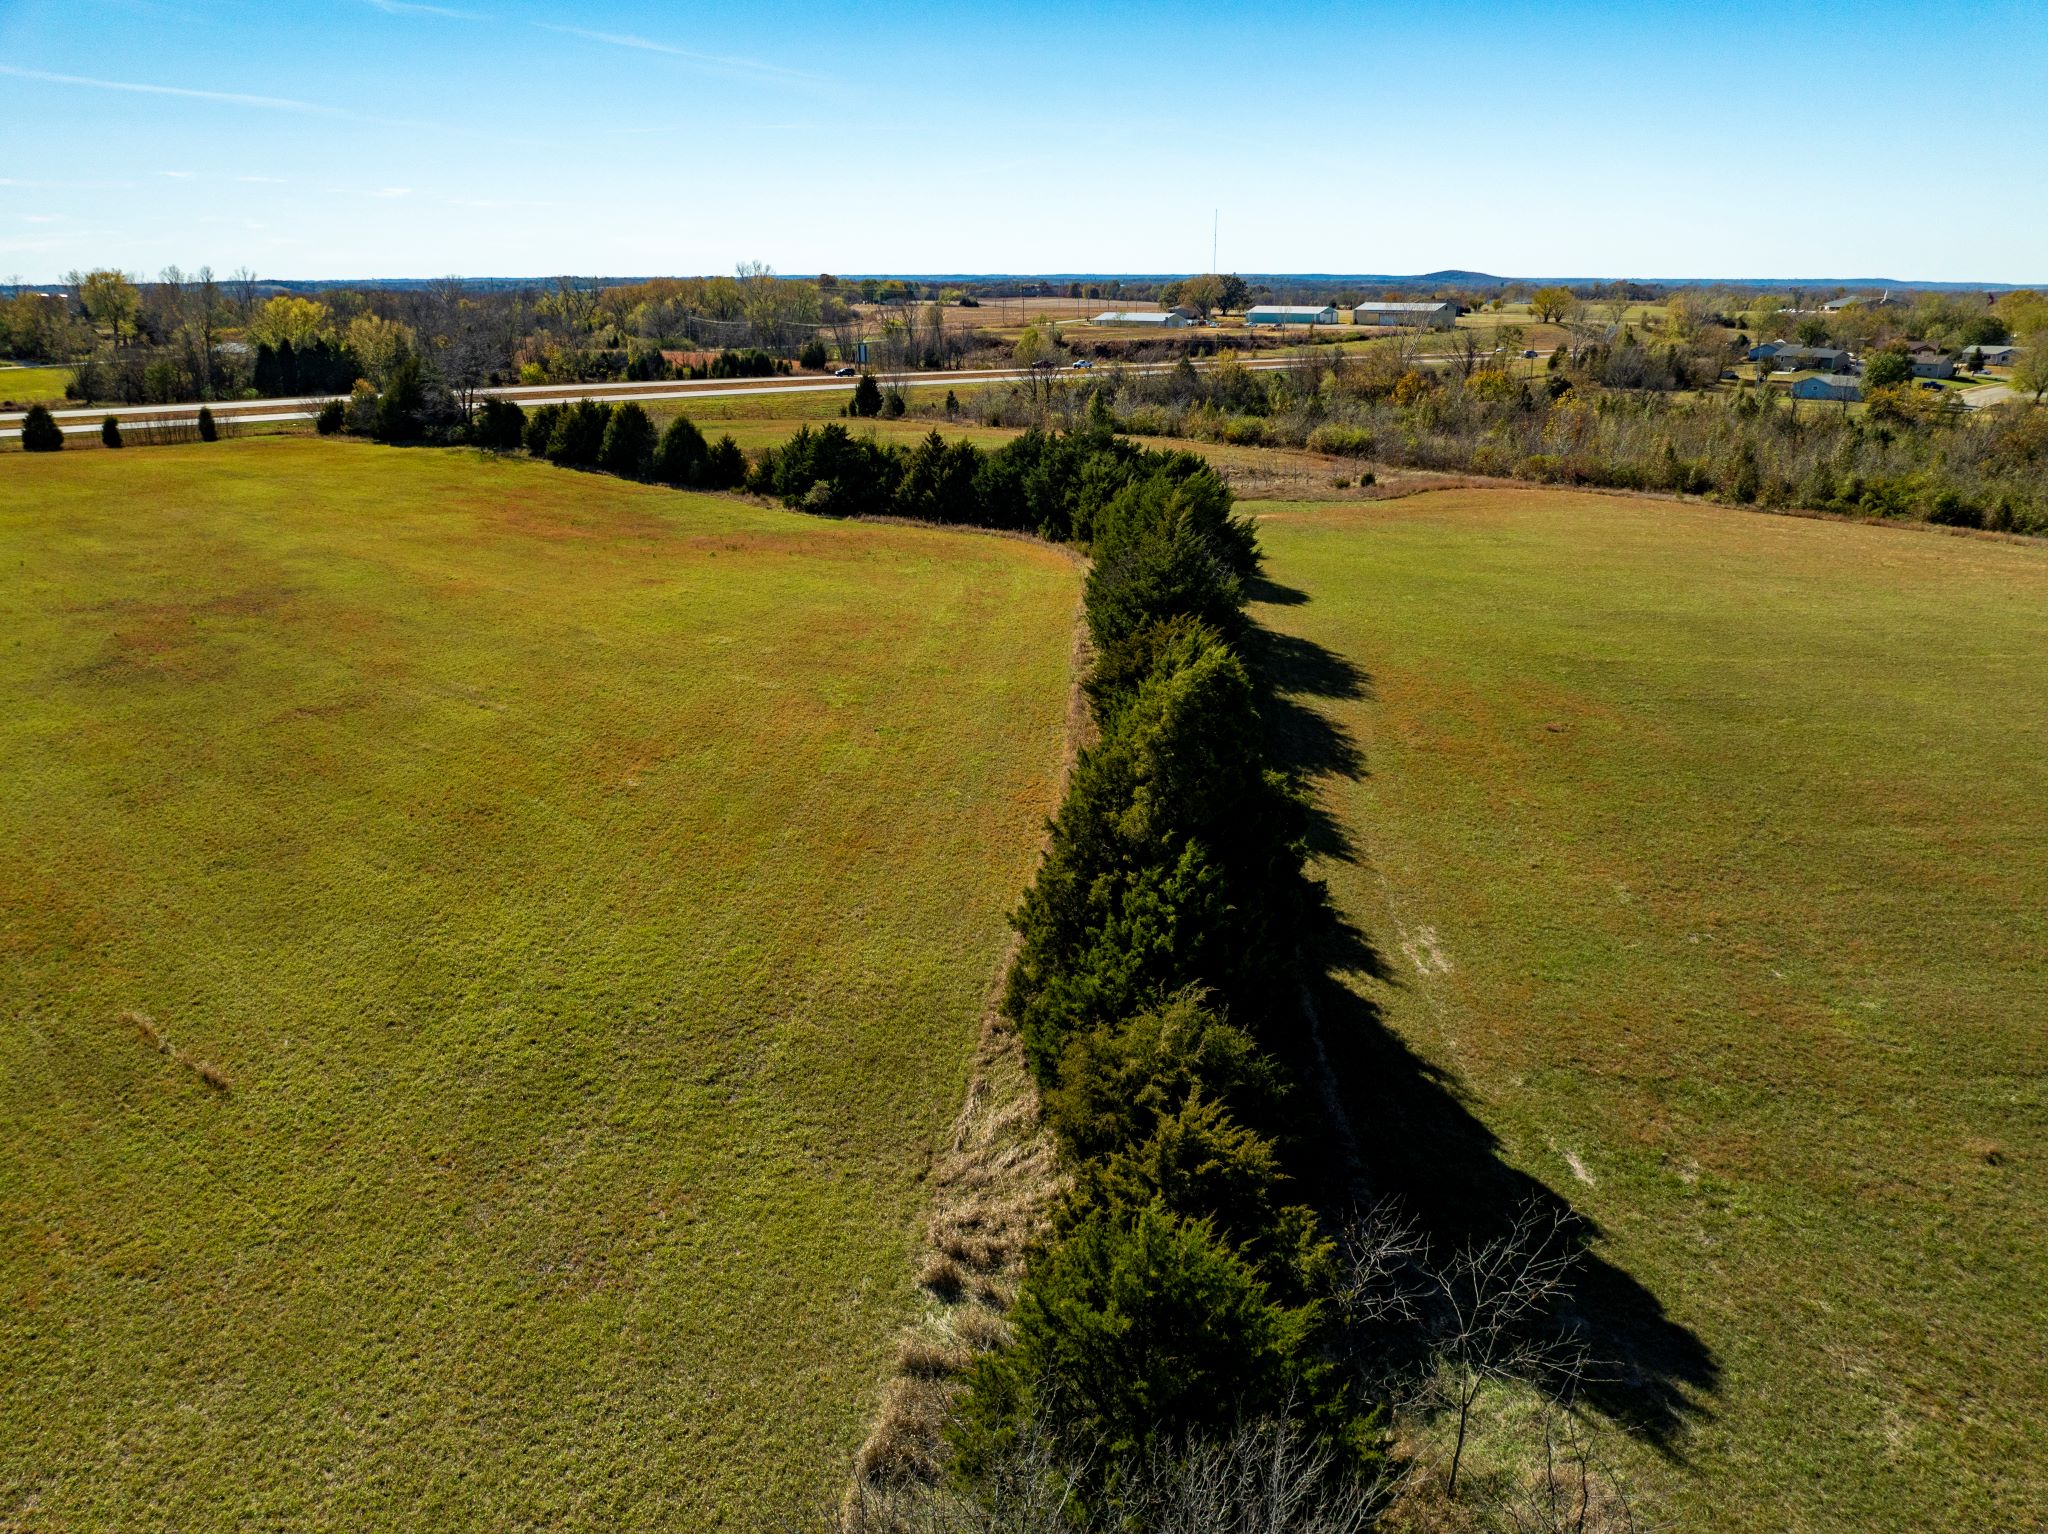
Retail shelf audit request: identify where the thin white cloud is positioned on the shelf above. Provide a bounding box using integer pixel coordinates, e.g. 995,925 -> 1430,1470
237,175 -> 288,185
0,176 -> 137,191
0,65 -> 444,130
0,65 -> 344,114
533,23 -> 823,83
24,215 -> 63,224
160,170 -> 196,179
365,0 -> 488,18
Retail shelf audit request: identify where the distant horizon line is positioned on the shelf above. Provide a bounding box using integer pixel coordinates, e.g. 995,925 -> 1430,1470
10,271 -> 2040,292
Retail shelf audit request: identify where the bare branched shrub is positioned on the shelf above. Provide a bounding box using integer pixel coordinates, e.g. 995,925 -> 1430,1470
1420,1204 -> 1587,1497
830,1412 -> 1383,1534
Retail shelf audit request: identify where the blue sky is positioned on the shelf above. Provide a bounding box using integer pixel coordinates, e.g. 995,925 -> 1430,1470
2,0 -> 2044,282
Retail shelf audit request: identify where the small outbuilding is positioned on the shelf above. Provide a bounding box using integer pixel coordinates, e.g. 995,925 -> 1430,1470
1245,304 -> 1338,327
1791,375 -> 1864,402
1092,310 -> 1187,328
1351,300 -> 1456,330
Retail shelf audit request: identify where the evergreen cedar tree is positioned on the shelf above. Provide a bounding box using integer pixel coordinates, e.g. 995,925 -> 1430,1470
472,397 -> 525,452
1002,622 -> 1318,1084
598,402 -> 657,479
652,416 -> 709,486
101,416 -> 122,448
850,372 -> 883,418
371,357 -> 425,443
1041,990 -> 1288,1167
254,338 -> 357,397
951,1201 -> 1362,1501
196,406 -> 217,442
20,404 -> 63,451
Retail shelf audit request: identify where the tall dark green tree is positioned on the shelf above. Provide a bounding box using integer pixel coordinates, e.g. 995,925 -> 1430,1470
20,403 -> 63,451
652,415 -> 709,486
951,1202 -> 1349,1493
850,372 -> 883,418
598,402 -> 657,479
1006,624 -> 1317,1078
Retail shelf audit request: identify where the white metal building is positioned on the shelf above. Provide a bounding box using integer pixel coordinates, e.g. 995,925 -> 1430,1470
1092,310 -> 1188,328
1351,301 -> 1456,330
1245,304 -> 1337,327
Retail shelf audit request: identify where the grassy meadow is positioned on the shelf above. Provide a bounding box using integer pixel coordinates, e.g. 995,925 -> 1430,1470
0,438 -> 1081,1529
1251,490 -> 2048,1533
0,365 -> 72,406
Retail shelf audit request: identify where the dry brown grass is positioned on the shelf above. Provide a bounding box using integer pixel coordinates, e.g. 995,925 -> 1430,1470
840,600 -> 1090,1520
121,1008 -> 231,1092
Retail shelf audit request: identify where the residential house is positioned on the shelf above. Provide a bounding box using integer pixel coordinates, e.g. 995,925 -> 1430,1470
1791,375 -> 1864,402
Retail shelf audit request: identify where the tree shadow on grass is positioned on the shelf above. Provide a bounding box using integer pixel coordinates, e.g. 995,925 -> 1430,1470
1253,606 -> 1720,1455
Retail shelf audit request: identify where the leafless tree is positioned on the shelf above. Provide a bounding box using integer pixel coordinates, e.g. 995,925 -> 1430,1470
194,267 -> 220,397
428,278 -> 508,423
229,266 -> 259,318
1418,1204 -> 1585,1498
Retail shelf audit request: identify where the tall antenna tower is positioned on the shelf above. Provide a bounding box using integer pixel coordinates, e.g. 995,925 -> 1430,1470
1212,209 -> 1219,274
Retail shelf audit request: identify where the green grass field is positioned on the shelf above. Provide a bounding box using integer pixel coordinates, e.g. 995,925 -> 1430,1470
0,365 -> 72,405
0,438 -> 1081,1530
1251,490 -> 2048,1533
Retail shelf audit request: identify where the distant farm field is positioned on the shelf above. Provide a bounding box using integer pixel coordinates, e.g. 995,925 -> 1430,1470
0,439 -> 1080,1529
1252,491 -> 2048,1533
0,365 -> 71,405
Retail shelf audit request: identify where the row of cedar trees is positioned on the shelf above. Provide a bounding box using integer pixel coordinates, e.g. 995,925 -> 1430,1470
748,407 -> 1383,1510
316,388 -> 750,491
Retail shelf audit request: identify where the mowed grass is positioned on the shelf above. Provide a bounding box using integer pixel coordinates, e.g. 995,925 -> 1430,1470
0,366 -> 73,406
1250,491 -> 2048,1533
0,438 -> 1080,1530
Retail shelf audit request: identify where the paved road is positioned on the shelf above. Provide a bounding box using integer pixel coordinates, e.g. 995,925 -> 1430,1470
1958,382 -> 2018,409
1,357 -> 1311,440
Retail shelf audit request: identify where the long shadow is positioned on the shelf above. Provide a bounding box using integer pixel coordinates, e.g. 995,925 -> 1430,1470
1253,605 -> 1720,1453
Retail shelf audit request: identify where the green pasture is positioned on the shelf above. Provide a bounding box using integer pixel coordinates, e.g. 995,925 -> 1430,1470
0,438 -> 1080,1530
0,365 -> 72,405
1251,489 -> 2048,1534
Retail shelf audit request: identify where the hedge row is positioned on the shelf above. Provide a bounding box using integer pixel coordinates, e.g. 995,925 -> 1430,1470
755,419 -> 1379,1507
